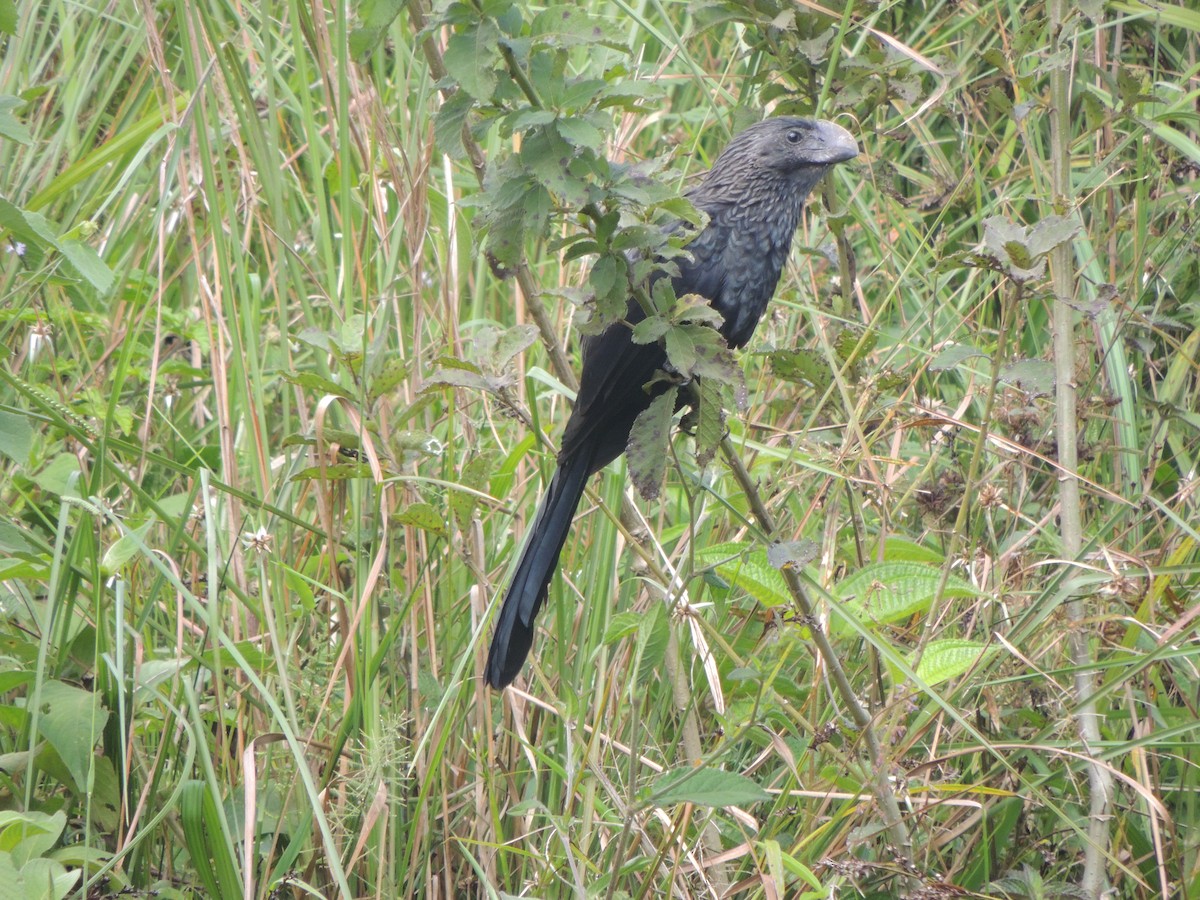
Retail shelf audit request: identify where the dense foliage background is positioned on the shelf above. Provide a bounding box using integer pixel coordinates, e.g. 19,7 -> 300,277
1,0 -> 1198,897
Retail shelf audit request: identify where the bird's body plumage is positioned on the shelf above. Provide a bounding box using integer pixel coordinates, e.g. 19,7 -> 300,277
486,117 -> 858,689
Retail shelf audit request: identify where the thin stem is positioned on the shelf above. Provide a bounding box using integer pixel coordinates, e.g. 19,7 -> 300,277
1046,2 -> 1112,896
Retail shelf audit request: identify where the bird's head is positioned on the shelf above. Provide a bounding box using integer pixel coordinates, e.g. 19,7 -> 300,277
697,117 -> 858,204
718,117 -> 858,177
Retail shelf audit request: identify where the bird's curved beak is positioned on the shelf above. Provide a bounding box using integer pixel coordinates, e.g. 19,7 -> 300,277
814,120 -> 859,165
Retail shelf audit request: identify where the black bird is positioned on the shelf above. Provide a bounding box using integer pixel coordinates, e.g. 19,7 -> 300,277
486,117 -> 858,689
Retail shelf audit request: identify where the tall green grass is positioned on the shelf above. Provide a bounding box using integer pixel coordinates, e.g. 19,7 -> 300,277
1,0 -> 1198,897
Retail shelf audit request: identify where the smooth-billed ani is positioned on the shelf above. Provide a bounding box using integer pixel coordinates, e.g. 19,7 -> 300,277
486,117 -> 858,689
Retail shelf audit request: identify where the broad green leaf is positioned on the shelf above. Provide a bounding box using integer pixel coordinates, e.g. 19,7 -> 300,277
767,348 -> 831,392
101,519 -> 154,576
0,410 -> 32,465
693,376 -> 725,467
832,562 -> 983,635
529,6 -> 623,50
0,809 -> 66,865
34,681 -> 108,793
647,768 -> 769,807
443,19 -> 501,102
930,343 -> 987,372
694,542 -> 790,608
902,639 -> 994,687
349,0 -> 405,60
999,359 -> 1056,396
392,502 -> 448,537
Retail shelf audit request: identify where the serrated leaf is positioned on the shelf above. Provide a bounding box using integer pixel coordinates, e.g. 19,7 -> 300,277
627,386 -> 677,500
604,610 -> 643,643
443,20 -> 501,102
930,344 -> 987,372
768,349 -> 831,392
492,323 -> 538,370
999,358 -> 1055,396
693,376 -> 725,468
349,0 -> 405,60
424,367 -> 493,393
393,502 -> 448,537
694,542 -> 791,608
1026,214 -> 1082,258
832,562 -> 982,635
529,6 -> 623,49
631,315 -> 669,344
449,451 -> 497,527
433,89 -> 474,159
647,768 -> 769,807
522,125 -> 589,206
554,117 -> 604,151
370,356 -> 410,398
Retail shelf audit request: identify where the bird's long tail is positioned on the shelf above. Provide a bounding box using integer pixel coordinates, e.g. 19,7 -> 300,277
486,450 -> 593,688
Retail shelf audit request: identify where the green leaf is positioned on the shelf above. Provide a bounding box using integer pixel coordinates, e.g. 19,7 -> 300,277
906,639 -> 993,687
999,358 -> 1055,396
694,542 -> 790,608
0,197 -> 113,292
767,540 -> 818,570
627,385 -> 677,500
443,18 -> 501,102
832,562 -> 983,635
529,6 -> 623,50
521,126 -> 589,205
0,95 -> 31,144
0,0 -> 14,35
693,376 -> 725,468
767,349 -> 831,392
35,681 -> 108,793
1026,214 -> 1081,258
101,519 -> 154,576
554,116 -> 604,152
392,502 -> 448,538
0,410 -> 32,465
349,0 -> 405,60
0,809 -> 67,866
930,343 -> 987,372
432,88 -> 474,158
282,371 -> 354,399
647,768 -> 769,807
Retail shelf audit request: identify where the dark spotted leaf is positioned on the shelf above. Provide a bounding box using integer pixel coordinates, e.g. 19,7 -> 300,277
693,377 -> 725,468
529,6 -> 624,50
627,385 -> 678,500
393,502 -> 448,538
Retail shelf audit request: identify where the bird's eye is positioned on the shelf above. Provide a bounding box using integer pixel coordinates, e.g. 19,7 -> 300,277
786,129 -> 803,143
